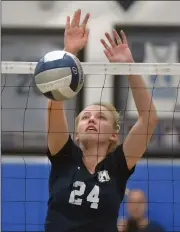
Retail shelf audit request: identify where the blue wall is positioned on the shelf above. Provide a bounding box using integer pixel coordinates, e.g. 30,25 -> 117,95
2,158 -> 180,232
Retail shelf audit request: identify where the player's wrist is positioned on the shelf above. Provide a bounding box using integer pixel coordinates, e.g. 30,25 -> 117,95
126,56 -> 135,63
64,47 -> 78,56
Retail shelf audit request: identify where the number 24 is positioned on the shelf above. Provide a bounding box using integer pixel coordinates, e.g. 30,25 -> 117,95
69,181 -> 100,209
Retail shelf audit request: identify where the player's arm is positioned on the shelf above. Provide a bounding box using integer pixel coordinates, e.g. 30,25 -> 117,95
47,9 -> 90,156
122,72 -> 157,170
101,29 -> 157,170
47,101 -> 69,155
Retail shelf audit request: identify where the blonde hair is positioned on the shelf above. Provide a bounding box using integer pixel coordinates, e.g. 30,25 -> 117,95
75,102 -> 121,153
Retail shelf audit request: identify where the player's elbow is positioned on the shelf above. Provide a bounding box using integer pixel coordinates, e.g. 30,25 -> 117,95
149,104 -> 158,125
149,113 -> 158,127
140,112 -> 158,128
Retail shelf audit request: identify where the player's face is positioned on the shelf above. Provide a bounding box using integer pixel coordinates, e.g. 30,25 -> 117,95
76,105 -> 118,145
127,191 -> 146,220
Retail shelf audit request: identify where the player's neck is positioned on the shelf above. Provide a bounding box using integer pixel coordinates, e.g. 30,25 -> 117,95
80,141 -> 108,158
82,156 -> 103,174
80,142 -> 108,174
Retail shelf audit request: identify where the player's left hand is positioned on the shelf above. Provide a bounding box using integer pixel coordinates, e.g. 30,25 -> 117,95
101,30 -> 134,63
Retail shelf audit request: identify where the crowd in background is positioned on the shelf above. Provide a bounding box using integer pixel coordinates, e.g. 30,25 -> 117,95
117,189 -> 166,232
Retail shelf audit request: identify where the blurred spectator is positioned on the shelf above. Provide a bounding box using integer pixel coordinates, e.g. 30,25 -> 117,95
117,189 -> 165,232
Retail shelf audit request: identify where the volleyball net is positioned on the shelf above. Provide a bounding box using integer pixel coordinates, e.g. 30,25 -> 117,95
1,61 -> 180,231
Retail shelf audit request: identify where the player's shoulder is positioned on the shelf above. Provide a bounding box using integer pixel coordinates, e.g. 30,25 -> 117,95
103,143 -> 135,179
104,143 -> 125,169
47,135 -> 82,164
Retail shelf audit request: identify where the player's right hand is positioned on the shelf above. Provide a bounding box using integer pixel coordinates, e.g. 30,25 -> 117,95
64,9 -> 90,56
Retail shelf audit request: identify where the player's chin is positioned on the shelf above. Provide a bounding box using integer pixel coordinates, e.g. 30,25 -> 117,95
81,133 -> 109,142
83,132 -> 99,140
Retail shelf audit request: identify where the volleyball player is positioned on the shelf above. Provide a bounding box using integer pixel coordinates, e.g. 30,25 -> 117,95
45,9 -> 158,232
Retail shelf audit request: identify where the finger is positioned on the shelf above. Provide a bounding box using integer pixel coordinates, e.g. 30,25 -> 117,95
75,9 -> 81,26
112,29 -> 122,45
100,39 -> 113,56
71,9 -> 81,27
71,10 -> 77,27
105,32 -> 116,48
120,30 -> 128,45
81,13 -> 90,30
104,50 -> 112,60
83,28 -> 90,41
66,16 -> 70,30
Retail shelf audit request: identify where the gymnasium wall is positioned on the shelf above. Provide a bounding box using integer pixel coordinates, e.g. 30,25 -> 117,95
2,158 -> 180,231
2,1 -> 180,105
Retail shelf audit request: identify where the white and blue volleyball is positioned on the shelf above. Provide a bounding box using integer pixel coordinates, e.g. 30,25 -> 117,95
34,50 -> 84,101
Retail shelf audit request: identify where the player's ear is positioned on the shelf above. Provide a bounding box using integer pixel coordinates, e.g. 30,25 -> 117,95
110,123 -> 120,142
74,132 -> 79,143
110,132 -> 119,142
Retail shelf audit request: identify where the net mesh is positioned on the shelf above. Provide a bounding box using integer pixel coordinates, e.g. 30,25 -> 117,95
1,62 -> 180,232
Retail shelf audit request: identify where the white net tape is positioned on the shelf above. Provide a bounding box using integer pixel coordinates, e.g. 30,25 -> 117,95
2,61 -> 180,75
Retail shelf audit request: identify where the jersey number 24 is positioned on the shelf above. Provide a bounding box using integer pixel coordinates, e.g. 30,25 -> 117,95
69,181 -> 100,209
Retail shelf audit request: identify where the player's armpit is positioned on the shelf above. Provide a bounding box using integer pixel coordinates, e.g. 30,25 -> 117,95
47,100 -> 69,156
123,116 -> 157,170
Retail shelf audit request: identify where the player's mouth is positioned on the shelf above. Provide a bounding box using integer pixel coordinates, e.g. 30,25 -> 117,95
85,125 -> 98,132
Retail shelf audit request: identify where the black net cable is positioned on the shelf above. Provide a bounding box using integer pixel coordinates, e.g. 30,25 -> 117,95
172,78 -> 180,232
68,73 -> 82,205
69,70 -> 109,205
96,65 -> 108,164
146,73 -> 158,231
120,72 -> 130,217
118,70 -> 158,226
1,72 -> 7,94
22,74 -> 33,232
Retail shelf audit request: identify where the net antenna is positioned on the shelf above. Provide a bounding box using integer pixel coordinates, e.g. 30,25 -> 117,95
2,61 -> 180,75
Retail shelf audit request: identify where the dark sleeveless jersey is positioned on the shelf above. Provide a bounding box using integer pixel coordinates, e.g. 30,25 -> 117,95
45,135 -> 135,232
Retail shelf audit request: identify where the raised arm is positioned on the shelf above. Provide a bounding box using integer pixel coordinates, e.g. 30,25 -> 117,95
101,29 -> 158,169
48,9 -> 90,155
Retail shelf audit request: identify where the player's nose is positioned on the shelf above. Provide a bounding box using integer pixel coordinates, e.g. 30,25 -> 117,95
88,116 -> 97,124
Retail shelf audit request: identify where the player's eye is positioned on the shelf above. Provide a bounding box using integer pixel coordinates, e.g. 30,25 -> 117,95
98,115 -> 106,120
82,115 -> 89,120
